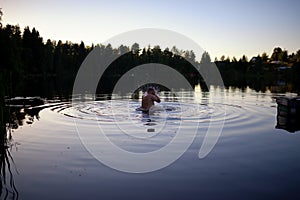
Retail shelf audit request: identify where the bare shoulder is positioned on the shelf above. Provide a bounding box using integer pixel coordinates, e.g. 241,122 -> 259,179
150,94 -> 160,102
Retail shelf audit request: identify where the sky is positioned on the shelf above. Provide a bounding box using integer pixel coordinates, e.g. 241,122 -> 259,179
1,0 -> 300,61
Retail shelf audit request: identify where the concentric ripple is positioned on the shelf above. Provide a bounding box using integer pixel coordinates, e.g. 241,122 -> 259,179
49,92 -> 276,131
43,90 -> 277,154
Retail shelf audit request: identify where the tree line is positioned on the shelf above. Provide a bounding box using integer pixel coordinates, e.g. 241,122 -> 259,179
0,23 -> 300,98
214,47 -> 300,93
0,24 -> 201,97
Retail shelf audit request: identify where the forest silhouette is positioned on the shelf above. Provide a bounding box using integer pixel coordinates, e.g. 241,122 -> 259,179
0,23 -> 300,99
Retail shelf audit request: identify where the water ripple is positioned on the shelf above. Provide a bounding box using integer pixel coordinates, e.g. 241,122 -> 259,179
45,95 -> 275,135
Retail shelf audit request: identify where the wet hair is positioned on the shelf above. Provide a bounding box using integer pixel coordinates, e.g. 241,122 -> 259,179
147,88 -> 155,93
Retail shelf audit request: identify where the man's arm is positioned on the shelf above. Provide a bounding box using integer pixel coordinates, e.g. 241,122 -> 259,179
151,94 -> 161,103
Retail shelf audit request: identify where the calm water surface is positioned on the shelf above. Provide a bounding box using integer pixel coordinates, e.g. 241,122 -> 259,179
5,87 -> 300,200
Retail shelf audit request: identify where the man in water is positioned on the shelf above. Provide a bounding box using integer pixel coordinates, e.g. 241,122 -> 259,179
141,88 -> 161,112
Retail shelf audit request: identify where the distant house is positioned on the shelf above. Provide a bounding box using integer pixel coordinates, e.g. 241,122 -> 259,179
250,56 -> 262,68
271,60 -> 284,65
277,66 -> 291,71
250,57 -> 258,63
269,60 -> 291,71
250,56 -> 263,64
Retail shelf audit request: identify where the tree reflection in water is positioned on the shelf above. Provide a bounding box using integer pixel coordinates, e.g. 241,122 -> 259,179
1,117 -> 19,200
0,97 -> 45,199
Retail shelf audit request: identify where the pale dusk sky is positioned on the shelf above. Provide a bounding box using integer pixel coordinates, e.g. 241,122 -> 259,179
1,0 -> 299,60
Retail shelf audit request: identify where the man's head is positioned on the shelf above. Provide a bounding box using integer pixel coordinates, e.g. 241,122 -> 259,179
147,88 -> 155,95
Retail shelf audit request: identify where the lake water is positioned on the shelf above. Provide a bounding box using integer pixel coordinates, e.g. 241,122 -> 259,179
3,86 -> 300,200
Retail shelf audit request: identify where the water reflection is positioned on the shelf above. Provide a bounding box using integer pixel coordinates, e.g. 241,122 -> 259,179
5,97 -> 44,130
276,96 -> 300,133
1,111 -> 19,199
2,87 -> 300,199
0,97 -> 47,199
